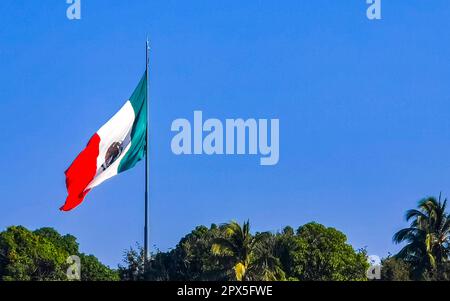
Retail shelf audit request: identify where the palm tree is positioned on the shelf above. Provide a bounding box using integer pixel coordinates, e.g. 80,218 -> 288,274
211,220 -> 284,281
247,233 -> 286,281
211,220 -> 252,281
393,194 -> 450,279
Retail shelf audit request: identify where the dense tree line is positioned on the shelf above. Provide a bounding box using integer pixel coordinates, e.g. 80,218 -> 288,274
119,222 -> 369,281
1,194 -> 450,281
118,194 -> 450,281
0,226 -> 118,281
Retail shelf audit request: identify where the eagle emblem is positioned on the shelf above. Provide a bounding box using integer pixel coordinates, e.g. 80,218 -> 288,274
101,141 -> 123,171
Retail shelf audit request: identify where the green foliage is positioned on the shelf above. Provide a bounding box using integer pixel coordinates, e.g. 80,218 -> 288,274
79,254 -> 119,281
33,228 -> 79,256
119,225 -> 231,281
381,257 -> 411,281
0,226 -> 118,281
277,222 -> 369,281
212,221 -> 253,281
211,221 -> 285,281
171,224 -> 229,280
0,226 -> 68,281
393,194 -> 450,280
120,221 -> 368,281
5,194 -> 450,282
118,245 -> 146,281
247,233 -> 286,281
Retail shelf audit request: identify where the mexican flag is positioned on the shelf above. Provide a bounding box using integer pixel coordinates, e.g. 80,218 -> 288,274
60,73 -> 147,211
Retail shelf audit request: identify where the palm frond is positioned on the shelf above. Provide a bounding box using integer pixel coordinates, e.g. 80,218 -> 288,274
211,238 -> 237,256
405,209 -> 427,222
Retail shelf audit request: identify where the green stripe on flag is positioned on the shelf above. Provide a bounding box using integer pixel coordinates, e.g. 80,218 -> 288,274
118,72 -> 147,173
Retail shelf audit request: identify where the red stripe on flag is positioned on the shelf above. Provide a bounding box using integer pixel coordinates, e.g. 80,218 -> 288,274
60,134 -> 101,211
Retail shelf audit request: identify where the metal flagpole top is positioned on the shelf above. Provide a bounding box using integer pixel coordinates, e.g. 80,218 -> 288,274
146,38 -> 150,67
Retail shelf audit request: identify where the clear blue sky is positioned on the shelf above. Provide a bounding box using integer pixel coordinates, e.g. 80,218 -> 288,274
1,1 -> 450,268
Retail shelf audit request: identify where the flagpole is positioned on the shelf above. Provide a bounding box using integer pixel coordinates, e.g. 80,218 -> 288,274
144,38 -> 150,267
